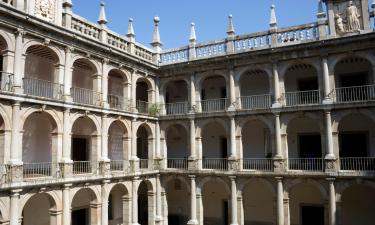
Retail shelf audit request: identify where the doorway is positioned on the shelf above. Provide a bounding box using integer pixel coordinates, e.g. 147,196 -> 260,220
72,208 -> 88,225
298,134 -> 322,158
223,200 -> 229,225
72,137 -> 88,161
301,205 -> 324,225
339,132 -> 368,157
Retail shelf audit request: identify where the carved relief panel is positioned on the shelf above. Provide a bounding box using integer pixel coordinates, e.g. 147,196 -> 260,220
34,0 -> 56,22
332,0 -> 363,35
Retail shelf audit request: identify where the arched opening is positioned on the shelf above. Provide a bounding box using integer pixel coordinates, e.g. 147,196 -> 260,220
338,114 -> 375,170
201,76 -> 227,112
166,178 -> 189,225
242,120 -> 273,170
22,193 -> 57,225
243,180 -> 275,225
0,36 -> 6,72
22,112 -> 58,178
201,122 -> 228,170
108,184 -> 131,225
287,116 -> 323,171
341,184 -> 375,225
108,121 -> 129,171
0,115 -> 7,164
289,183 -> 327,225
202,180 -> 230,225
71,188 -> 99,225
71,117 -> 98,174
108,69 -> 129,110
334,57 -> 374,102
72,59 -> 100,105
239,70 -> 271,109
165,80 -> 189,114
166,124 -> 189,169
138,180 -> 154,225
137,125 -> 153,169
284,64 -> 320,106
136,79 -> 152,114
24,45 -> 61,99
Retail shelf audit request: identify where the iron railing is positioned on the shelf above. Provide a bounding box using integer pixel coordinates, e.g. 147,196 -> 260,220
23,162 -> 56,179
73,161 -> 95,174
340,157 -> 375,171
23,77 -> 63,100
335,85 -> 375,103
108,94 -> 131,111
200,98 -> 228,112
202,158 -> 228,170
239,94 -> 272,110
288,158 -> 324,172
110,160 -> 129,172
136,100 -> 150,114
243,158 -> 273,171
167,158 -> 188,169
0,72 -> 13,92
71,87 -> 101,106
164,102 -> 189,115
284,90 -> 321,106
139,159 -> 149,169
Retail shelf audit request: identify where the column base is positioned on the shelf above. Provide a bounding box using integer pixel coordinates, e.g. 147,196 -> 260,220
271,102 -> 282,108
131,223 -> 140,225
322,98 -> 334,104
64,95 -> 73,102
187,219 -> 198,225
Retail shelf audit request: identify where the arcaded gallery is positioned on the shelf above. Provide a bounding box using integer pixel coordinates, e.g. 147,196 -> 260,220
0,0 -> 374,225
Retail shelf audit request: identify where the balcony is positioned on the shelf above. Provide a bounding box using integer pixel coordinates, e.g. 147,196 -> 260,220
239,94 -> 272,110
164,102 -> 189,115
108,94 -> 131,111
200,98 -> 228,112
23,162 -> 57,179
340,157 -> 375,171
335,85 -> 375,103
243,158 -> 273,172
0,71 -> 13,92
71,87 -> 101,106
136,100 -> 151,114
202,158 -> 228,170
139,159 -> 149,169
110,160 -> 129,172
73,161 -> 96,175
167,158 -> 188,169
284,90 -> 321,106
288,158 -> 324,172
23,77 -> 63,100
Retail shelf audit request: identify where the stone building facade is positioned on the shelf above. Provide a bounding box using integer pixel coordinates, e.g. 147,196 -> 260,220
0,0 -> 374,225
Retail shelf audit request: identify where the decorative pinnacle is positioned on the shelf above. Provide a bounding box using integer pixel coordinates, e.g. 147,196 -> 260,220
372,0 -> 375,8
227,14 -> 235,36
189,22 -> 197,43
127,18 -> 135,38
151,16 -> 162,50
318,0 -> 324,13
63,0 -> 72,7
98,1 -> 107,25
269,4 -> 277,28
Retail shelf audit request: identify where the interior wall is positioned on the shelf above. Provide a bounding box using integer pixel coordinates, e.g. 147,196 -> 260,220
72,60 -> 95,90
24,54 -> 55,81
137,126 -> 149,159
202,180 -> 229,225
108,121 -> 126,160
166,125 -> 188,158
166,80 -> 188,103
242,120 -> 271,158
166,179 -> 190,224
334,58 -> 372,86
202,122 -> 228,158
284,65 -> 317,92
108,71 -> 124,96
136,81 -> 149,102
109,185 -> 128,225
240,72 -> 270,96
201,76 -> 227,100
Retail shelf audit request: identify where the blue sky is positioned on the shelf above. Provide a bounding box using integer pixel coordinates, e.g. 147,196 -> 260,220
73,0 -> 319,49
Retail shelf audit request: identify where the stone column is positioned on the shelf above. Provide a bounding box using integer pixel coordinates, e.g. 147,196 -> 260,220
101,114 -> 109,161
230,176 -> 238,225
229,116 -> 237,159
237,192 -> 244,225
327,178 -> 336,225
10,101 -> 21,165
196,137 -> 203,169
274,113 -> 282,158
189,117 -> 196,159
101,59 -> 109,107
131,118 -> 138,160
13,29 -> 24,93
63,47 -> 73,101
62,108 -> 72,163
322,57 -> 332,103
102,180 -> 110,225
190,74 -> 196,111
132,178 -> 139,225
131,70 -> 137,111
155,174 -> 162,225
229,67 -> 236,109
276,177 -> 284,225
62,184 -> 71,225
325,111 -> 335,160
9,189 -> 21,225
155,121 -> 161,159
187,175 -> 198,225
272,63 -> 281,107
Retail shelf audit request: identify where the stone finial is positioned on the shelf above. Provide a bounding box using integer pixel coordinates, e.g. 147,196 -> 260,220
127,18 -> 135,41
63,0 -> 72,7
189,23 -> 197,43
372,0 -> 375,9
317,0 -> 326,19
269,4 -> 277,29
151,16 -> 162,52
227,14 -> 235,37
98,1 -> 107,25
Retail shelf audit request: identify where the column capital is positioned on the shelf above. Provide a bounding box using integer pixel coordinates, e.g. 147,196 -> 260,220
63,183 -> 72,189
10,189 -> 22,195
229,175 -> 236,181
326,177 -> 336,182
12,100 -> 21,106
275,177 -> 283,181
188,175 -> 196,179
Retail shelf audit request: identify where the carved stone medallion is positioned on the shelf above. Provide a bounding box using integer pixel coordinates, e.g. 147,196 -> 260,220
35,0 -> 55,22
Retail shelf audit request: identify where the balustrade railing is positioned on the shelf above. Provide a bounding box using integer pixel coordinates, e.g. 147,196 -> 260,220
164,102 -> 189,115
239,94 -> 272,110
340,157 -> 375,171
23,77 -> 63,100
288,158 -> 324,172
23,162 -> 56,179
202,158 -> 228,170
107,31 -> 129,52
71,15 -> 101,40
167,158 -> 188,169
335,85 -> 375,103
0,164 -> 9,183
277,23 -> 319,45
200,98 -> 228,112
110,160 -> 129,172
71,87 -> 101,106
108,94 -> 131,111
134,45 -> 153,62
139,159 -> 149,169
196,41 -> 226,58
0,72 -> 13,92
235,32 -> 270,52
73,161 -> 95,174
160,48 -> 189,64
284,90 -> 321,106
243,158 -> 273,171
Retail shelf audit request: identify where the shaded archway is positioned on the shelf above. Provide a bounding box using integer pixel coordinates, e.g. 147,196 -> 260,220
289,182 -> 327,225
164,80 -> 189,114
22,112 -> 58,178
71,58 -> 99,105
239,69 -> 271,109
138,180 -> 154,225
22,193 -> 58,225
136,78 -> 153,113
24,45 -> 61,99
242,179 -> 275,225
166,124 -> 188,168
0,114 -> 7,164
71,188 -> 99,225
200,75 -> 227,112
0,35 -> 10,91
341,184 -> 375,225
137,124 -> 153,168
108,184 -> 130,225
108,120 -> 129,161
283,63 -> 320,106
108,69 -> 129,110
165,177 -> 190,225
202,179 -> 230,225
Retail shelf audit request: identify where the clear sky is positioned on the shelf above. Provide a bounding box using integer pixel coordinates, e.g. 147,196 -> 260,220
72,0 -> 320,49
